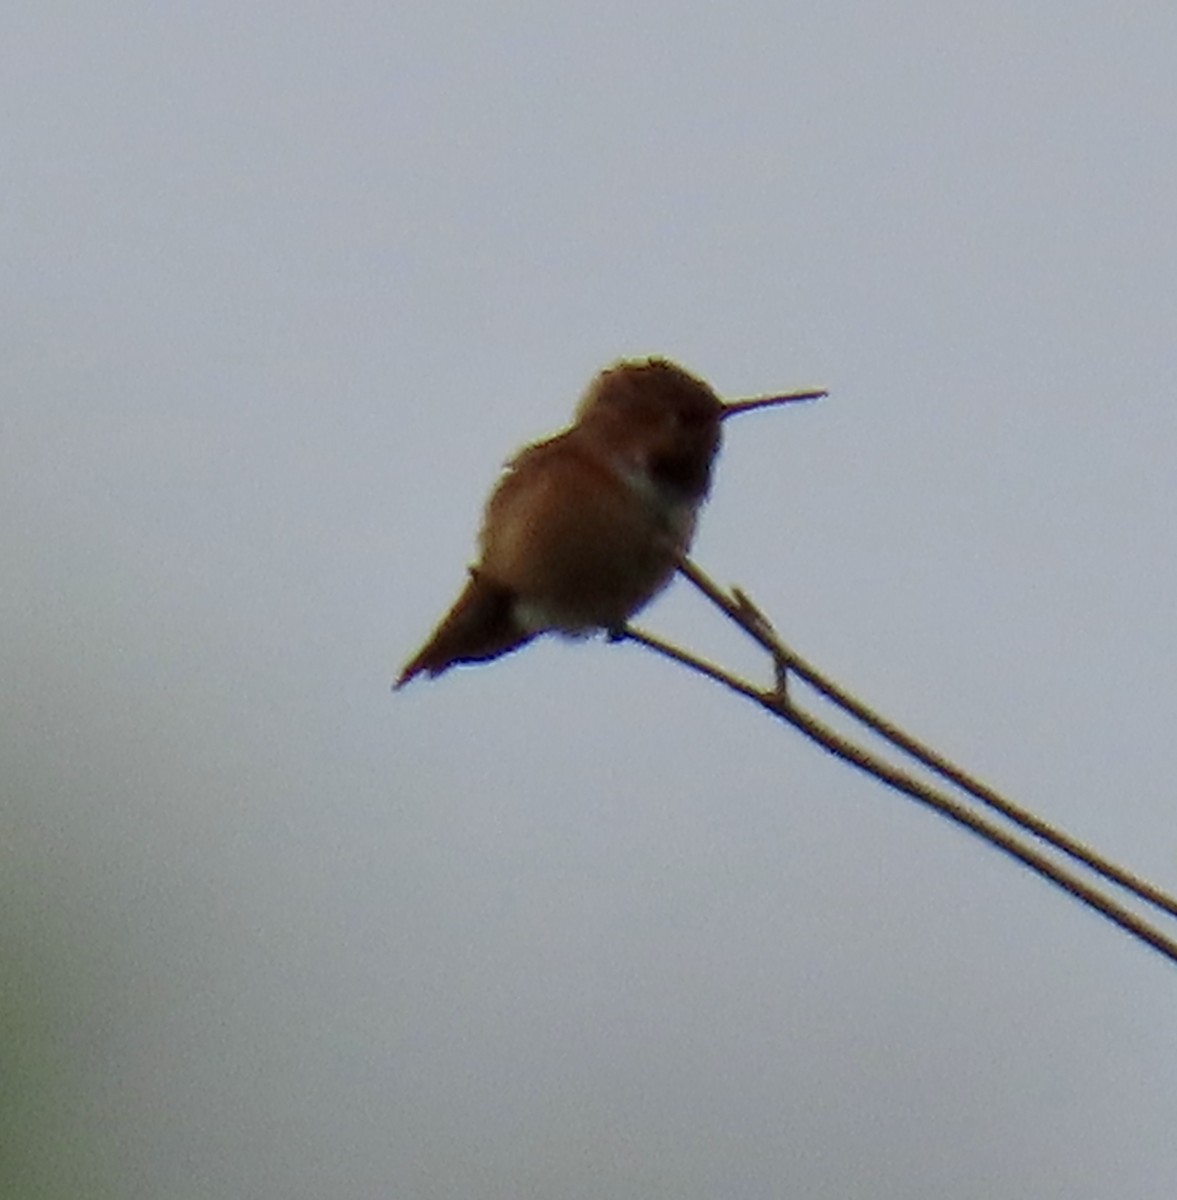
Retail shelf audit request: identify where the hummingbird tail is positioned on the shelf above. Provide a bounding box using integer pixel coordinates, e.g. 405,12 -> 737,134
395,573 -> 534,688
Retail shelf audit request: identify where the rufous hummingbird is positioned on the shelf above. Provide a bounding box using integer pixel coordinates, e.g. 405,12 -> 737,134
396,357 -> 824,687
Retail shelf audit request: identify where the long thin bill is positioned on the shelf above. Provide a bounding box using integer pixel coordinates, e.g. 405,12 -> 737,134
720,388 -> 827,419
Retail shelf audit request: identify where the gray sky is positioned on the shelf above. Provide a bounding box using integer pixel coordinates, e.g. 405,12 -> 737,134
5,3 -> 1177,1197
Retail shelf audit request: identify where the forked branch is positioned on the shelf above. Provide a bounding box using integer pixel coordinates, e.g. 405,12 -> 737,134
620,558 -> 1177,969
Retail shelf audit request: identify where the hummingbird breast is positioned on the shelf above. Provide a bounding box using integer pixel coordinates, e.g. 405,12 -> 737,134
477,431 -> 699,635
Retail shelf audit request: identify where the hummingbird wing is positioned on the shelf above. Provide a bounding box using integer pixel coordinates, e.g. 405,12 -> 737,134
478,430 -> 683,631
394,437 -> 578,689
397,425 -> 690,688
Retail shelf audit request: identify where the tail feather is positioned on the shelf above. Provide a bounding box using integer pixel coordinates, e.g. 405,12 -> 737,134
395,573 -> 534,688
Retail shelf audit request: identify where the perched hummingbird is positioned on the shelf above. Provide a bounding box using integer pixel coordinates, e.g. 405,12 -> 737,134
396,357 -> 823,687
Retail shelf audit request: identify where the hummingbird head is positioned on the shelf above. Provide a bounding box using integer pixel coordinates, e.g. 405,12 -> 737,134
575,358 -> 725,500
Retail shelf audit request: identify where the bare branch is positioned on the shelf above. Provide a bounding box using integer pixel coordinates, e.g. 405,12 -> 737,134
679,558 -> 1177,924
615,561 -> 1177,969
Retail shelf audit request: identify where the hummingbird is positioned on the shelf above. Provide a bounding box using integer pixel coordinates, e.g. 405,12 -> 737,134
396,357 -> 824,688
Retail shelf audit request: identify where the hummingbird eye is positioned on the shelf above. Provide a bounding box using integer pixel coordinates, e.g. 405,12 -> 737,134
676,405 -> 714,430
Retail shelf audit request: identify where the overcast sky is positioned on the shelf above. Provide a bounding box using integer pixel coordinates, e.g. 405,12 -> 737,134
5,3 -> 1177,1197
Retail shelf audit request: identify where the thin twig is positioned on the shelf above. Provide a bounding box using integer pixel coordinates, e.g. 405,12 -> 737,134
676,557 -> 1177,924
620,623 -> 1177,967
